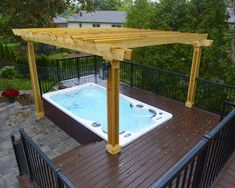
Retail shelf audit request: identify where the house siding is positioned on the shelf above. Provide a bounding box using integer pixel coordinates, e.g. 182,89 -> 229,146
67,22 -> 123,28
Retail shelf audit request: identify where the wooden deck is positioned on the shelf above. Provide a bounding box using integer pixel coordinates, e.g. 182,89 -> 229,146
53,82 -> 220,188
212,152 -> 235,188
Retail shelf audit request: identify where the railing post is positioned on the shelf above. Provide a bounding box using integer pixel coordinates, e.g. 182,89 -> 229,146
130,62 -> 133,87
76,57 -> 80,80
19,129 -> 34,182
94,56 -> 97,83
57,177 -> 64,188
56,171 -> 64,188
38,76 -> 43,96
192,137 -> 210,188
56,60 -> 61,82
155,68 -> 160,95
11,135 -> 23,176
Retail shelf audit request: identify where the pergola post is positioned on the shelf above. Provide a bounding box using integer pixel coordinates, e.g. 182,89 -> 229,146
27,41 -> 44,119
185,46 -> 202,108
106,60 -> 121,155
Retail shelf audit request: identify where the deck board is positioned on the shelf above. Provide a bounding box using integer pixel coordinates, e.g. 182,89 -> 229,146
53,81 -> 220,188
212,152 -> 235,188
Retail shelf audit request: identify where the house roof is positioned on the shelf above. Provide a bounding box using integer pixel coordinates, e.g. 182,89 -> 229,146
53,16 -> 67,24
67,11 -> 126,24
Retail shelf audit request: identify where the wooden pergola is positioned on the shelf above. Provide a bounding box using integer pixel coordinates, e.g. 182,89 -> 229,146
13,28 -> 213,155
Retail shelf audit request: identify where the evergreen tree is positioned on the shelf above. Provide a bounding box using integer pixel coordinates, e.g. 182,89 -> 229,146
126,0 -> 235,84
91,0 -> 122,10
187,0 -> 232,82
151,0 -> 189,31
126,0 -> 153,28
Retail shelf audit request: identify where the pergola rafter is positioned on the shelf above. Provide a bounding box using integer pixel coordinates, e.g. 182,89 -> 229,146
13,28 -> 213,155
13,28 -> 212,61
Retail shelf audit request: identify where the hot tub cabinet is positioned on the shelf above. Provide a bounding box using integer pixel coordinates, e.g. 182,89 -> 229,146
43,99 -> 103,145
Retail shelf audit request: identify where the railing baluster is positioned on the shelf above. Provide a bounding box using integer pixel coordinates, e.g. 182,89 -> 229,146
181,167 -> 188,188
11,135 -> 24,176
14,129 -> 76,188
152,109 -> 235,188
29,144 -> 42,187
20,130 -> 34,182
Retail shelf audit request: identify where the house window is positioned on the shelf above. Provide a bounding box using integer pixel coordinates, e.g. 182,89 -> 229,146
92,24 -> 100,27
111,24 -> 122,28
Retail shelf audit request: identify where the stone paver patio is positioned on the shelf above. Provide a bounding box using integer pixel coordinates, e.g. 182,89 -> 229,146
0,91 -> 80,188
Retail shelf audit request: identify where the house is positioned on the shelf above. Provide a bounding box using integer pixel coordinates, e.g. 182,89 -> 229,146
53,16 -> 68,27
227,7 -> 235,28
53,11 -> 126,28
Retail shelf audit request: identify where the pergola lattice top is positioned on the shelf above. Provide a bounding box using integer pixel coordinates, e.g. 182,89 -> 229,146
13,28 -> 212,61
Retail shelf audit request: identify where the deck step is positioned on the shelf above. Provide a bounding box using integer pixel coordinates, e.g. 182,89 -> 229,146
17,175 -> 38,188
211,152 -> 235,188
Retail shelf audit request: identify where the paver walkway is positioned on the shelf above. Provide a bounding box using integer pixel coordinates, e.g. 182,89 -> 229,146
0,91 -> 80,188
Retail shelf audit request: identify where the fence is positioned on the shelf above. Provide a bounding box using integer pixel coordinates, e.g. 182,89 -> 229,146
151,109 -> 235,188
120,62 -> 189,102
11,129 -> 76,188
38,56 -> 234,114
195,79 -> 235,114
1,56 -> 234,115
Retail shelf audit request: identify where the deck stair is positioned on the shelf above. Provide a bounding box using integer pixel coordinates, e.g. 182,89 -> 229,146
17,175 -> 38,188
211,152 -> 235,188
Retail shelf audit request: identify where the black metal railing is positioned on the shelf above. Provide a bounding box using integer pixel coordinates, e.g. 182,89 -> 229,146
37,56 -> 235,114
56,56 -> 98,82
220,100 -> 235,120
151,109 -> 235,188
195,78 -> 235,114
11,129 -> 76,188
39,66 -> 58,93
120,61 -> 189,102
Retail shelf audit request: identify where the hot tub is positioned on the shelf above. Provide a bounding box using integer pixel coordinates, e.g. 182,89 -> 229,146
42,83 -> 172,146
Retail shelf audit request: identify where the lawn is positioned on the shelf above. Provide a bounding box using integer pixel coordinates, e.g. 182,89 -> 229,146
0,78 -> 32,91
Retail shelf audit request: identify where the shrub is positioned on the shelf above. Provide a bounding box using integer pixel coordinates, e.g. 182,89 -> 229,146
1,88 -> 19,97
0,66 -> 19,79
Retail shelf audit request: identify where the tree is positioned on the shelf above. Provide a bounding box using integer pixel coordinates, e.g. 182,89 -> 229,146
151,0 -> 189,31
126,0 -> 153,28
187,0 -> 231,82
126,0 -> 235,85
0,0 -> 92,40
119,0 -> 134,11
91,0 -> 122,10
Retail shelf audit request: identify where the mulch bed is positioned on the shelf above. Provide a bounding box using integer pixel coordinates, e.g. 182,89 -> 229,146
0,93 -> 33,105
17,94 -> 34,106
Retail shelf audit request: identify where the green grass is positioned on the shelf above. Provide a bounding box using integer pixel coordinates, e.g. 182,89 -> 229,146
47,52 -> 69,60
5,43 -> 19,51
0,78 -> 32,91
